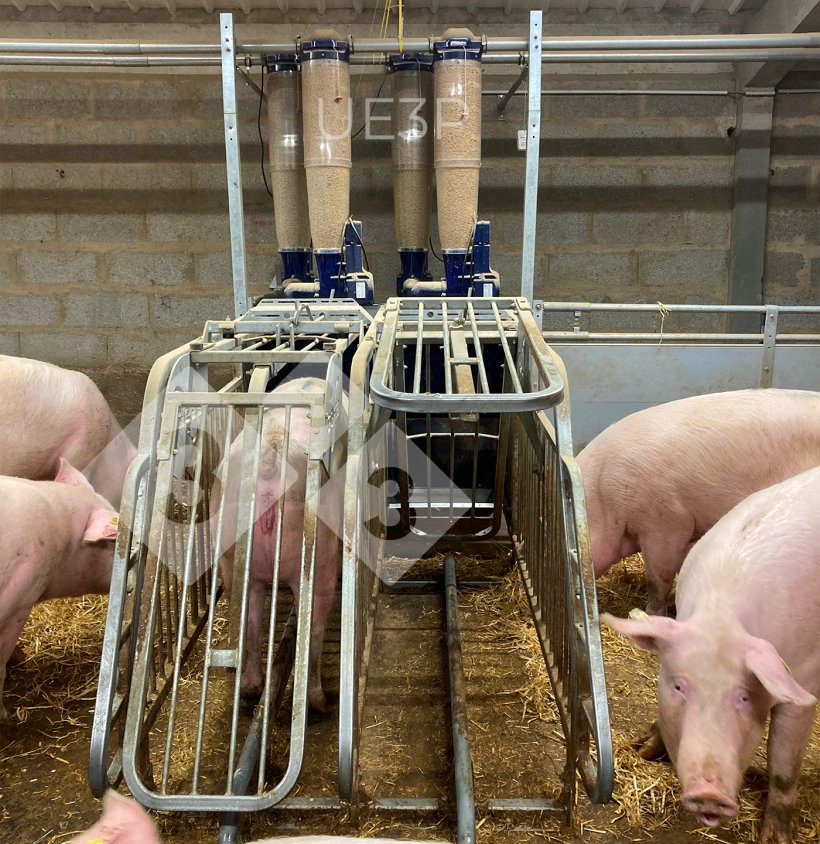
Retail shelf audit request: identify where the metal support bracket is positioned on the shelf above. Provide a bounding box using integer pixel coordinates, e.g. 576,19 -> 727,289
496,63 -> 527,120
759,304 -> 778,387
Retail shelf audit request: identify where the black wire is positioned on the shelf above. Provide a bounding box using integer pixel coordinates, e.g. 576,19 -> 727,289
349,221 -> 371,273
258,65 -> 273,199
351,68 -> 390,140
429,236 -> 443,263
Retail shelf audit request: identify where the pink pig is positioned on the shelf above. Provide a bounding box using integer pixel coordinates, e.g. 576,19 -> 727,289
0,354 -> 136,507
578,389 -> 820,613
214,377 -> 346,712
69,790 -> 443,843
604,465 -> 820,844
0,460 -> 119,722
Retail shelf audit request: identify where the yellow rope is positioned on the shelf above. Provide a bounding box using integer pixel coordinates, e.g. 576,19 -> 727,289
657,301 -> 670,347
397,0 -> 404,52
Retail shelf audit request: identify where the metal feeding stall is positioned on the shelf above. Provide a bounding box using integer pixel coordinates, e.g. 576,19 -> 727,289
88,291 -> 613,843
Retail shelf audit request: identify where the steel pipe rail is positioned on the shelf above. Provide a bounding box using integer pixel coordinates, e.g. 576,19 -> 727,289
3,49 -> 818,67
1,30 -> 819,57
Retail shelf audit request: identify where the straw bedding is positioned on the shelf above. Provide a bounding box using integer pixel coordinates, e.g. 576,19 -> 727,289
3,552 -> 818,843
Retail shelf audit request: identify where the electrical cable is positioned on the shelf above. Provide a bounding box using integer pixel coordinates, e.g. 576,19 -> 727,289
351,67 -> 390,140
258,63 -> 273,199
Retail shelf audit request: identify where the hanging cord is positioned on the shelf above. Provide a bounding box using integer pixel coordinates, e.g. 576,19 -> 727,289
258,64 -> 273,199
657,300 -> 670,347
429,236 -> 443,264
351,67 -> 389,140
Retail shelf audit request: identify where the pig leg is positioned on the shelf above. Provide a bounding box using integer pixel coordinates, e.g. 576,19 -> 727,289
758,703 -> 817,844
307,584 -> 337,713
0,609 -> 32,722
639,535 -> 691,616
631,721 -> 667,761
239,582 -> 266,700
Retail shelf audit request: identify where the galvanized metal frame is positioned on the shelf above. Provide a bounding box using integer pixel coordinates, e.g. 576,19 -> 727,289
91,301 -> 368,815
520,10 -> 542,303
726,89 -> 775,334
338,296 -> 613,820
220,13 -> 249,319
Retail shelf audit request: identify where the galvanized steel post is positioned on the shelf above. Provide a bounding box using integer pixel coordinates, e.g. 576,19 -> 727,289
520,11 -> 542,303
220,13 -> 250,319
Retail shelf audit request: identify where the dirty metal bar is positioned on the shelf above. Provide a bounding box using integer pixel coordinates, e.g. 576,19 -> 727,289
449,326 -> 477,396
217,610 -> 298,844
520,10 -> 542,303
160,411 -> 210,793
444,555 -> 476,844
220,13 -> 249,319
487,798 -> 564,812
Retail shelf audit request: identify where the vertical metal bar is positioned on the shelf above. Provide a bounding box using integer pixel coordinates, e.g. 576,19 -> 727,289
220,12 -> 249,318
218,609 -> 298,844
444,555 -> 476,844
193,411 -> 236,792
726,89 -> 774,334
759,304 -> 778,387
466,301 -> 490,394
257,406 -> 292,792
441,302 -> 454,396
520,10 -> 543,303
413,302 -> 424,395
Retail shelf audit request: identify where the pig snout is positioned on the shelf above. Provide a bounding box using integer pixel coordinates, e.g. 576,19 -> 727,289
681,780 -> 739,827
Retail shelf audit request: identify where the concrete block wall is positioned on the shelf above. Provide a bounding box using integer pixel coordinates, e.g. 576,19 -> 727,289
766,92 -> 820,306
0,55 -> 817,372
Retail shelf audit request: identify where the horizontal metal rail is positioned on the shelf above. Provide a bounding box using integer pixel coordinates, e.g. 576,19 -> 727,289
3,48 -> 818,67
2,31 -> 819,54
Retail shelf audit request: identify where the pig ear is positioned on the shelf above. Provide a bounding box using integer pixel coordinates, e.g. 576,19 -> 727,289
55,458 -> 94,492
601,612 -> 683,653
744,636 -> 817,709
84,508 -> 120,543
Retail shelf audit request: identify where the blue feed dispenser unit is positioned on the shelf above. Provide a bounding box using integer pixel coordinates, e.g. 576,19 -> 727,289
428,29 -> 500,297
264,53 -> 315,294
388,53 -> 436,295
298,31 -> 373,304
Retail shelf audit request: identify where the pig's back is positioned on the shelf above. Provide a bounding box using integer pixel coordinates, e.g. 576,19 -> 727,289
581,389 -> 820,531
677,465 -> 820,679
0,355 -> 111,478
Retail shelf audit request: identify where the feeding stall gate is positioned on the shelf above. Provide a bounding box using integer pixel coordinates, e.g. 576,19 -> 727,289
89,300 -> 367,837
338,295 -> 612,838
